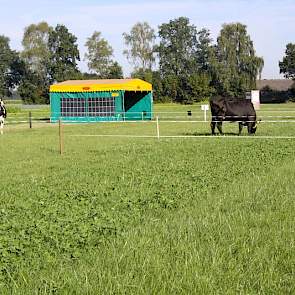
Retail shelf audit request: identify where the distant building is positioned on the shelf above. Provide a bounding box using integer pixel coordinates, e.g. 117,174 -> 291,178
256,79 -> 295,103
256,79 -> 294,92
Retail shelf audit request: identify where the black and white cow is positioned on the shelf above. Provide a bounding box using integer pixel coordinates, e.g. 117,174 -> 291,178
210,97 -> 257,135
0,99 -> 7,135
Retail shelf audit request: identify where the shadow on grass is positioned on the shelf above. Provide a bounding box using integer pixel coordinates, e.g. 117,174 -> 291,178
38,117 -> 50,122
184,131 -> 239,136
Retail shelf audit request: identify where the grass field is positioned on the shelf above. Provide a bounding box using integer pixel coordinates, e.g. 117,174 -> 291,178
0,103 -> 295,294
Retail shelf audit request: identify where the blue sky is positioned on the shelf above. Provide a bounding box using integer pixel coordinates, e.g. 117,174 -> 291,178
0,0 -> 294,78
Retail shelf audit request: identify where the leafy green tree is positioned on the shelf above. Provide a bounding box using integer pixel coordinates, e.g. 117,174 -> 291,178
21,22 -> 51,79
20,22 -> 52,103
151,70 -> 164,102
158,17 -> 198,77
18,68 -> 49,104
107,61 -> 123,79
85,31 -> 114,78
82,72 -> 100,80
123,22 -> 156,71
82,62 -> 123,80
48,24 -> 81,82
212,23 -> 263,96
160,74 -> 179,103
0,35 -> 23,97
7,55 -> 27,91
196,28 -> 213,73
158,17 -> 213,103
131,68 -> 153,83
187,73 -> 214,102
257,58 -> 264,80
279,43 -> 295,79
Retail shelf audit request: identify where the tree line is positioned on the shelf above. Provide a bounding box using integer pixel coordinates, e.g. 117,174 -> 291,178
0,17 -> 294,104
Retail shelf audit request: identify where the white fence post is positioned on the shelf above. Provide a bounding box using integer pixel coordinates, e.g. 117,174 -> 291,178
59,119 -> 64,155
201,104 -> 209,122
156,116 -> 160,139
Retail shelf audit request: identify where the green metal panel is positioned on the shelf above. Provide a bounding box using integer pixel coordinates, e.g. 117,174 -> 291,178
50,91 -> 123,122
50,92 -> 61,122
124,92 -> 153,121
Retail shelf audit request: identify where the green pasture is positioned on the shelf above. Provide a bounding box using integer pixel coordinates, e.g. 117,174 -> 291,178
0,103 -> 295,294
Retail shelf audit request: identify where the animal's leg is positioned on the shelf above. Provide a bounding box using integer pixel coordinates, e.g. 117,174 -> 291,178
247,123 -> 253,135
217,122 -> 223,135
0,119 -> 3,135
211,121 -> 216,135
238,122 -> 243,135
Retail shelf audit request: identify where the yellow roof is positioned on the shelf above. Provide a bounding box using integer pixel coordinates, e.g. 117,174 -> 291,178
50,79 -> 152,92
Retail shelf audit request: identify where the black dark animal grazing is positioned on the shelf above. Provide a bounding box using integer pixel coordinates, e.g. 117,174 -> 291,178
0,100 -> 6,135
210,97 -> 257,135
0,103 -> 7,118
